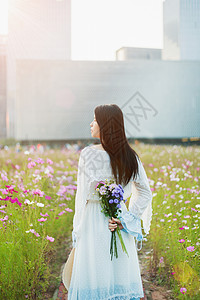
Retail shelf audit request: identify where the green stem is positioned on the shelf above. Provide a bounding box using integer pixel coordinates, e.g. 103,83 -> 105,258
116,227 -> 129,257
110,231 -> 114,260
114,231 -> 118,259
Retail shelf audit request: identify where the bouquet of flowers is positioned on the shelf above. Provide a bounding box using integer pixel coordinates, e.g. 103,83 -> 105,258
95,179 -> 129,260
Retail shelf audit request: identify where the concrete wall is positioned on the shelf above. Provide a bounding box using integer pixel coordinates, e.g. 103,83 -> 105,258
15,59 -> 200,140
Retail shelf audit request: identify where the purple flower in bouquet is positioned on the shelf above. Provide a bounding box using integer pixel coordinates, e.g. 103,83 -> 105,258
95,179 -> 128,260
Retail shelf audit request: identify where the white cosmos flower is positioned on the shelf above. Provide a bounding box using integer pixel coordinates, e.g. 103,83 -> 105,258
44,168 -> 50,174
24,199 -> 34,205
36,202 -> 44,207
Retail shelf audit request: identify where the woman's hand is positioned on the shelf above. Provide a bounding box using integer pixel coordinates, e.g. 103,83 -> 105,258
108,217 -> 124,231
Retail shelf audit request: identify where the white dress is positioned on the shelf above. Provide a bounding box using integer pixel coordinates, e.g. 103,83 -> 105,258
63,145 -> 153,300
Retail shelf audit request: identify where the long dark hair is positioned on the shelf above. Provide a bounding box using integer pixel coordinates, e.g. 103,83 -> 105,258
94,104 -> 139,187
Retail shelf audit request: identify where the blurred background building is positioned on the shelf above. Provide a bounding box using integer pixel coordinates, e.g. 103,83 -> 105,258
7,0 -> 71,138
15,59 -> 200,141
162,0 -> 200,60
116,47 -> 162,60
1,0 -> 200,142
0,35 -> 7,139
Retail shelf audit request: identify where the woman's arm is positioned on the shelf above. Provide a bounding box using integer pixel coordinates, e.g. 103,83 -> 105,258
72,150 -> 86,248
109,156 -> 153,250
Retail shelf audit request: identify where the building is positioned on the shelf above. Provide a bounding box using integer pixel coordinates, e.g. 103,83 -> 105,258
162,0 -> 200,60
7,0 -> 71,138
15,59 -> 200,141
116,47 -> 161,61
0,35 -> 7,139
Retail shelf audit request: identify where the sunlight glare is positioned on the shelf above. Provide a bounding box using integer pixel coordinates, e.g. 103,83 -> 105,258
0,0 -> 8,34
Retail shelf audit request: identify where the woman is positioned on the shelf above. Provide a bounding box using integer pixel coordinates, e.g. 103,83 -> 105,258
63,104 -> 153,299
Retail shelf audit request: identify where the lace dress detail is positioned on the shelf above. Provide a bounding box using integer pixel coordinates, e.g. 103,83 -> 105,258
64,145 -> 152,300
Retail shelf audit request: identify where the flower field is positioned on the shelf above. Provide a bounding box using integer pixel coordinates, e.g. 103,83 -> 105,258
0,146 -> 77,299
141,144 -> 200,299
0,143 -> 199,299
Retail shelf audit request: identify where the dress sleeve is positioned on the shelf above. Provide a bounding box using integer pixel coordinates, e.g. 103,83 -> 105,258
119,156 -> 153,251
72,150 -> 86,248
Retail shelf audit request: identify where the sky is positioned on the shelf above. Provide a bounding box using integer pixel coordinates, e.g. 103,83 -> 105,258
0,0 -> 163,61
71,0 -> 163,60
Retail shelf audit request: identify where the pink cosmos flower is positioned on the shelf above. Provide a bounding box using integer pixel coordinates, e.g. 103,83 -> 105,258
1,189 -> 8,195
180,287 -> 187,294
0,205 -> 6,209
27,161 -> 36,169
45,195 -> 51,200
40,213 -> 49,217
47,173 -> 53,178
179,227 -> 185,230
0,215 -> 8,221
191,208 -> 198,212
185,200 -> 190,203
10,197 -> 22,207
187,246 -> 195,252
35,158 -> 45,164
46,158 -> 53,165
5,185 -> 18,194
159,257 -> 164,263
46,235 -> 54,242
58,211 -> 65,216
1,174 -> 8,181
65,208 -> 73,212
179,239 -> 185,243
32,189 -> 44,197
37,217 -> 47,222
34,232 -> 40,237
